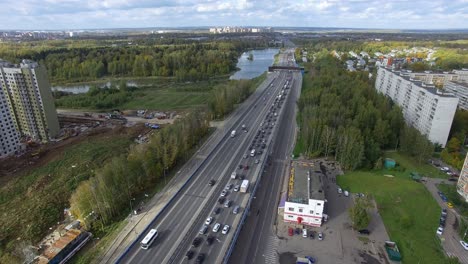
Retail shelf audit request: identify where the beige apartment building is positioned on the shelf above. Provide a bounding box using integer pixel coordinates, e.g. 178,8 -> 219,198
457,153 -> 468,202
0,59 -> 59,143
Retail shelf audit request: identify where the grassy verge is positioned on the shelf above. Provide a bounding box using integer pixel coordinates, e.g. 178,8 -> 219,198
385,152 -> 449,179
337,169 -> 446,264
0,132 -> 135,262
274,53 -> 280,65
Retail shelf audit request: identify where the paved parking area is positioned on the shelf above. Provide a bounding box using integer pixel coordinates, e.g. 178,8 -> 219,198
275,159 -> 391,264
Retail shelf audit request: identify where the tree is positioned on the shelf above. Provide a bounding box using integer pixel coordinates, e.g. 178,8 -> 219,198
349,197 -> 373,230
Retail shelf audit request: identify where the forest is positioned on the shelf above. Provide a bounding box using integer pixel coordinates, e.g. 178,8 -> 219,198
296,54 -> 434,170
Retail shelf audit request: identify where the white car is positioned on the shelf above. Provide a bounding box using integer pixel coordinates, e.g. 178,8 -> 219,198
436,226 -> 444,235
205,217 -> 213,225
337,187 -> 343,194
222,225 -> 230,235
233,185 -> 240,192
243,154 -> 248,159
318,232 -> 323,240
225,184 -> 232,190
302,229 -> 307,238
220,190 -> 227,197
212,223 -> 221,232
344,190 -> 349,197
255,159 -> 260,164
460,240 -> 468,251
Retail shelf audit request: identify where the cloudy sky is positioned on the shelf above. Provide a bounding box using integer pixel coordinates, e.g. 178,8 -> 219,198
1,0 -> 467,30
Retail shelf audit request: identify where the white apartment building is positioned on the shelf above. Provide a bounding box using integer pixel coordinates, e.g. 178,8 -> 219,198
457,153 -> 468,202
444,81 -> 468,110
284,162 -> 325,227
0,83 -> 21,158
376,67 -> 459,147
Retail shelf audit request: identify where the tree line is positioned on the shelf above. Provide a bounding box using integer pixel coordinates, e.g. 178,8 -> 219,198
69,111 -> 210,229
297,54 -> 434,170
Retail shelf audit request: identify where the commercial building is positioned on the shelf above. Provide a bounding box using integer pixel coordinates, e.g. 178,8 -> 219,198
375,67 -> 459,147
283,161 -> 326,227
0,84 -> 21,158
443,81 -> 468,110
0,59 -> 59,143
457,153 -> 468,202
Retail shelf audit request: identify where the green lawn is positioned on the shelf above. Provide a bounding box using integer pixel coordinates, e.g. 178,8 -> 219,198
337,170 -> 447,264
385,152 -> 449,179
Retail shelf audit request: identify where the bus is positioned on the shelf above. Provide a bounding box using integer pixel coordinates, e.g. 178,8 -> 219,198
140,229 -> 158,250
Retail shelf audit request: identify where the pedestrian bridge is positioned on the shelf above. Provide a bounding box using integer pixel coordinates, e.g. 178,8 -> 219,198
268,66 -> 304,72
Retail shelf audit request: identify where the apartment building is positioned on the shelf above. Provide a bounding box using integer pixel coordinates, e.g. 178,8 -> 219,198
457,153 -> 468,202
375,67 -> 459,147
0,59 -> 59,143
0,84 -> 21,158
443,81 -> 468,110
283,161 -> 326,227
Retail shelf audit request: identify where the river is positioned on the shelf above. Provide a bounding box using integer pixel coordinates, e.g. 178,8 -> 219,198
230,48 -> 279,80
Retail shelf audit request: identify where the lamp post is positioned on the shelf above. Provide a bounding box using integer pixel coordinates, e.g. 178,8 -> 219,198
130,198 -> 136,215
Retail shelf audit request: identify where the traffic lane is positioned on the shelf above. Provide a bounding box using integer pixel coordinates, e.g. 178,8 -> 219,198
228,72 -> 300,264
172,75 -> 288,262
123,79 -> 281,263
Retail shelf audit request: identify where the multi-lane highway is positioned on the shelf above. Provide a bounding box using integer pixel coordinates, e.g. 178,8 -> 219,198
119,50 -> 300,264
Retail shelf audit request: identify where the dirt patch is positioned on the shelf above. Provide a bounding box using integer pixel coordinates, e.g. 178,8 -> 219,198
359,250 -> 384,264
0,124 -> 148,185
279,252 -> 297,264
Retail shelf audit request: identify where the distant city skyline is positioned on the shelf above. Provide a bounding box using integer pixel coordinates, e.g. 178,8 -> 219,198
1,0 -> 467,30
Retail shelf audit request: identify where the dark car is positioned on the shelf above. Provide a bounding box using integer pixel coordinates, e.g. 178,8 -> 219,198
186,250 -> 195,259
206,236 -> 214,245
262,144 -> 266,149
358,229 -> 370,235
244,165 -> 249,170
218,197 -> 225,204
238,164 -> 243,169
448,178 -> 458,182
208,179 -> 216,186
248,146 -> 253,150
239,175 -> 245,180
295,228 -> 301,235
309,231 -> 315,239
192,237 -> 202,247
213,207 -> 221,215
442,209 -> 448,216
195,253 -> 205,264
257,150 -> 263,155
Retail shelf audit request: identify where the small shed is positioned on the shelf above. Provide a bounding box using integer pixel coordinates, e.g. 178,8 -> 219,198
410,172 -> 422,182
384,158 -> 396,169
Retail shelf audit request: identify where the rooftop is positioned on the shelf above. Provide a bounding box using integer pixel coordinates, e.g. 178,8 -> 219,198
288,161 -> 325,204
447,80 -> 468,88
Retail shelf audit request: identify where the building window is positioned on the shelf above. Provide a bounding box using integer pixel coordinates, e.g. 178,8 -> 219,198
288,208 -> 294,212
298,208 -> 303,213
317,203 -> 321,206
310,210 -> 314,214
288,215 -> 293,218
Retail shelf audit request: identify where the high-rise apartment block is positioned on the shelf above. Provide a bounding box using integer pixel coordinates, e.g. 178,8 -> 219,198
0,59 -> 59,145
0,84 -> 21,158
375,67 -> 459,147
457,153 -> 468,202
443,81 -> 468,111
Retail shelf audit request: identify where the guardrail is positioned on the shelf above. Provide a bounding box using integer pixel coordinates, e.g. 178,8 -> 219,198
221,71 -> 294,263
114,73 -> 278,264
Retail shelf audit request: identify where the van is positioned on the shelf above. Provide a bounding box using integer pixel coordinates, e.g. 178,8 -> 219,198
250,149 -> 256,157
199,224 -> 208,234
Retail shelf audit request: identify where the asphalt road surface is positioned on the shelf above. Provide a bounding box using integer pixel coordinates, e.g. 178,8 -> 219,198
120,51 -> 299,264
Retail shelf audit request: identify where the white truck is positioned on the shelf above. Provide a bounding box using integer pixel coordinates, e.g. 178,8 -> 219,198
230,130 -> 236,138
240,180 -> 249,193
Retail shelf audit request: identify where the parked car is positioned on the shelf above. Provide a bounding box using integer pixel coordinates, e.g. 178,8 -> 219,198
212,223 -> 221,233
358,229 -> 370,235
225,184 -> 232,190
192,237 -> 202,247
447,202 -> 454,208
195,253 -> 205,264
233,205 -> 240,214
288,227 -> 294,236
337,187 -> 343,194
318,232 -> 323,240
220,190 -> 228,197
205,217 -> 213,225
206,236 -> 214,245
208,179 -> 216,186
233,185 -> 240,192
238,164 -> 243,169
255,159 -> 260,164
224,200 -> 232,208
344,190 -> 349,197
309,231 -> 315,239
441,209 -> 448,217
436,226 -> 444,235
213,207 -> 221,215
302,229 -> 308,238
186,250 -> 195,260
448,178 -> 458,182
460,240 -> 468,251
218,197 -> 225,204
295,228 -> 301,235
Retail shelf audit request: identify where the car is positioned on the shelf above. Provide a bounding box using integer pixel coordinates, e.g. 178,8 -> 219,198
238,164 -> 243,169
212,223 -> 221,232
205,217 -> 213,225
441,209 -> 448,217
257,150 -> 263,154
302,229 -> 308,238
344,190 -> 349,197
218,197 -> 225,204
243,154 -> 248,159
447,202 -> 454,208
460,240 -> 468,251
208,179 -> 216,186
220,190 -> 228,197
441,195 -> 448,202
446,171 -> 452,176
318,232 -> 323,240
239,175 -> 245,180
244,165 -> 249,170
199,224 -> 208,234
295,228 -> 301,235
358,229 -> 370,235
192,237 -> 202,247
261,144 -> 266,149
436,226 -> 444,235
224,200 -> 232,208
255,159 -> 260,164
225,184 -> 232,190
337,187 -> 343,194
440,218 -> 446,227
441,167 -> 450,171
195,253 -> 205,264
309,231 -> 315,239
213,207 -> 221,215
448,178 -> 458,182
248,146 -> 253,151
233,205 -> 240,214
206,236 -> 214,245
186,250 -> 195,260
288,227 -> 294,236
222,225 -> 230,234
233,185 -> 240,192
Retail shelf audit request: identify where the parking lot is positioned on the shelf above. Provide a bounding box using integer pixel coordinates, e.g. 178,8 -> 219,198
276,159 -> 392,264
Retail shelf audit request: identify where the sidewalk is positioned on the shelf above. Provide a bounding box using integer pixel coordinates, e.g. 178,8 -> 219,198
98,72 -> 278,264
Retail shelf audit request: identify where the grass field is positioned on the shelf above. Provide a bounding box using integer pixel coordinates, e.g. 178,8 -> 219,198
0,131 -> 135,263
337,152 -> 453,264
385,152 -> 449,179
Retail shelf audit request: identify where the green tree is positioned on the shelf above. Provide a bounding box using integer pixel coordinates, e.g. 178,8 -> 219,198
349,196 -> 373,230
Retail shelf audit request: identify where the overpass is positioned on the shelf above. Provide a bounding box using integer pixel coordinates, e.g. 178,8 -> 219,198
268,65 -> 304,72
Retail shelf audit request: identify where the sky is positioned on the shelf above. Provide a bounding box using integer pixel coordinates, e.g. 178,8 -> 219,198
1,0 -> 467,30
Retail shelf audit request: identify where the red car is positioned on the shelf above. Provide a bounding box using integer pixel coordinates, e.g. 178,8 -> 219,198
288,227 -> 294,236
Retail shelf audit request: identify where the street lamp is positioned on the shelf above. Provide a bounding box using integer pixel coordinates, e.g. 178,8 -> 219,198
130,198 -> 136,215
